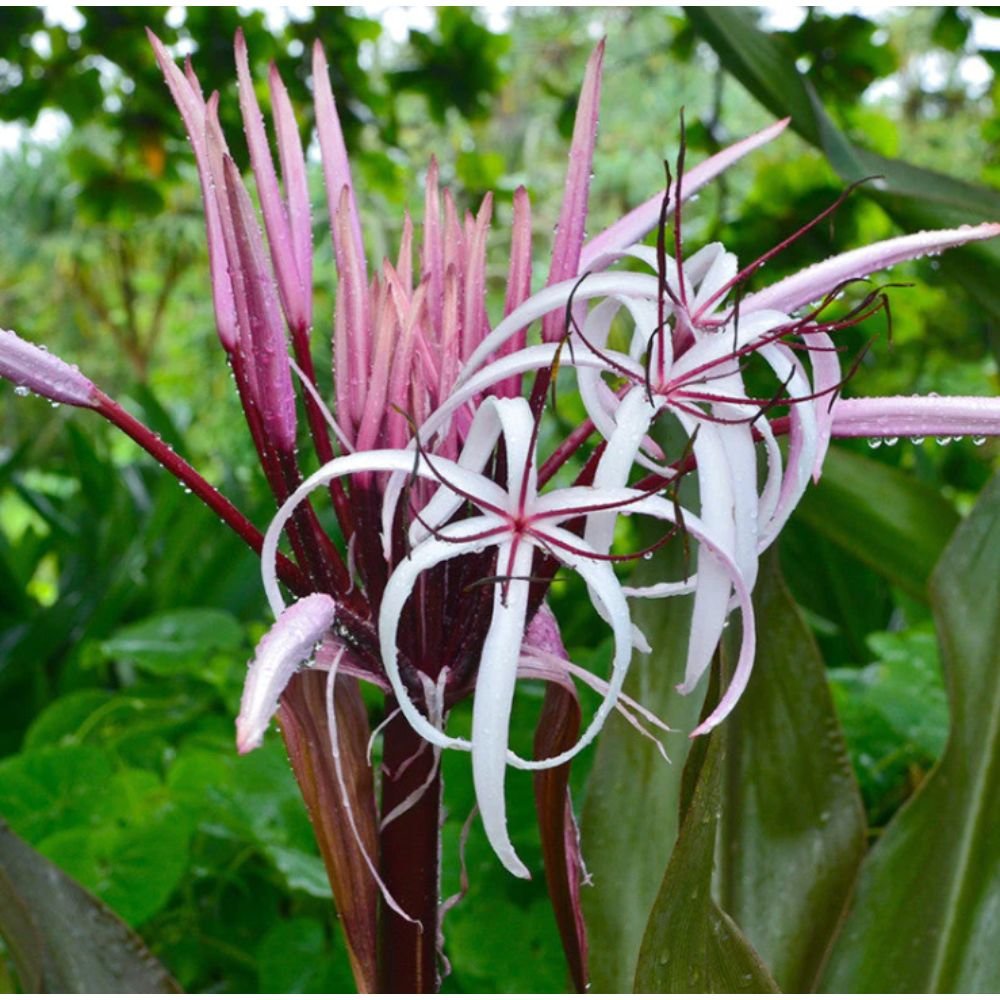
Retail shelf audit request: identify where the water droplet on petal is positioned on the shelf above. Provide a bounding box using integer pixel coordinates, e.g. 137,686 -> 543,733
884,436 -> 898,446
972,435 -> 986,446
14,385 -> 30,397
868,437 -> 882,449
936,436 -> 952,446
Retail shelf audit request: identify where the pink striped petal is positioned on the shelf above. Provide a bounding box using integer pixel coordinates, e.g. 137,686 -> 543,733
149,32 -> 238,352
221,155 -> 298,454
543,40 -> 605,341
830,395 -> 1000,439
236,593 -> 337,753
269,62 -> 313,322
236,31 -> 305,333
743,223 -> 1000,315
580,119 -> 789,270
1,329 -> 98,407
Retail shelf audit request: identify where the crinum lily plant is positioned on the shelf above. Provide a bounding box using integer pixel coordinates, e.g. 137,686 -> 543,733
3,33 -> 1000,993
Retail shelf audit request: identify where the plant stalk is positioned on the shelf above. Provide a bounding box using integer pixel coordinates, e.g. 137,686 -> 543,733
378,704 -> 442,992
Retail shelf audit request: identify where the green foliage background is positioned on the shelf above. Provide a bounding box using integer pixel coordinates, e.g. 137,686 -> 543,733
1,6 -> 998,992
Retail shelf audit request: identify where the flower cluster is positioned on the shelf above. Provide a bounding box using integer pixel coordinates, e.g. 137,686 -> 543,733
4,33 -> 1000,932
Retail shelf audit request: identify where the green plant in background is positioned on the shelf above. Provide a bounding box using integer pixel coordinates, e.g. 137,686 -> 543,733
1,7 -> 1000,994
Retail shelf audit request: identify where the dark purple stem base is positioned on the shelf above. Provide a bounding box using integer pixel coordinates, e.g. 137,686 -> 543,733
378,704 -> 442,992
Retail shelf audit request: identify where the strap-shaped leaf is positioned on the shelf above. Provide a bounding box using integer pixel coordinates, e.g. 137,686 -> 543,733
0,819 -> 180,992
634,731 -> 779,992
580,550 -> 706,992
820,470 -> 1000,991
717,553 -> 866,990
793,445 -> 959,600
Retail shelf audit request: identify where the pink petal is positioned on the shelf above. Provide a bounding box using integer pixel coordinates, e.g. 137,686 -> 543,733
236,593 -> 337,753
221,154 -> 298,454
580,119 -> 789,270
269,62 -> 313,321
0,329 -> 98,407
236,31 -> 305,333
542,40 -> 605,342
313,41 -> 366,282
830,395 -> 1000,440
496,186 -> 533,398
743,223 -> 1000,315
149,32 -> 238,351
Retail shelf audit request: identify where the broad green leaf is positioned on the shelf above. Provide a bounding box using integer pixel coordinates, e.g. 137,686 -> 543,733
830,626 -> 949,824
793,445 -> 959,599
821,471 -> 1000,991
0,819 -> 180,992
634,732 -> 779,993
716,554 -> 866,991
256,917 -> 354,993
580,550 -> 706,993
39,807 -> 192,928
101,608 -> 244,676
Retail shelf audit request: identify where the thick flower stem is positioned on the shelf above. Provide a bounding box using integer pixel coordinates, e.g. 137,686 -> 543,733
378,704 -> 442,992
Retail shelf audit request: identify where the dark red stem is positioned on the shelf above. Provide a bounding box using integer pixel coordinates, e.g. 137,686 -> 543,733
378,705 -> 441,992
94,390 -> 308,594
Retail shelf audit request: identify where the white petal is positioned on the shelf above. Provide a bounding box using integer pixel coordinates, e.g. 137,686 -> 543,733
378,516 -> 506,754
471,540 -> 535,878
459,271 -> 659,381
742,223 -> 1000,316
259,448 -> 500,615
504,526 -> 634,772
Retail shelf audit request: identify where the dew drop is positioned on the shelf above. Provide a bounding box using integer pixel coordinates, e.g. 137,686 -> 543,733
14,385 -> 30,397
935,436 -> 953,446
883,436 -> 898,446
972,435 -> 987,446
867,437 -> 882,449
643,551 -> 653,560
910,436 -> 925,445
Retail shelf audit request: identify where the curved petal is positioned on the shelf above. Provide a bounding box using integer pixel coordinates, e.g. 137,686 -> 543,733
471,540 -> 536,878
379,517 -> 507,753
504,526 -> 634,773
459,272 -> 659,382
260,449 -> 501,616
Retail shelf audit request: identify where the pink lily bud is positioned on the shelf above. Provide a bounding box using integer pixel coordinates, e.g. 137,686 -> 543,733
236,593 -> 338,754
0,329 -> 98,408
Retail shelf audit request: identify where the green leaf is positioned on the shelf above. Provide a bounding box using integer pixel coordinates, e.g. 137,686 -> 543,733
101,608 -> 244,677
634,732 -> 779,992
821,470 -> 1000,991
39,807 -> 192,928
256,917 -> 354,993
580,550 -> 707,992
0,819 -> 180,992
793,445 -> 959,599
830,626 -> 949,823
716,554 -> 866,991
